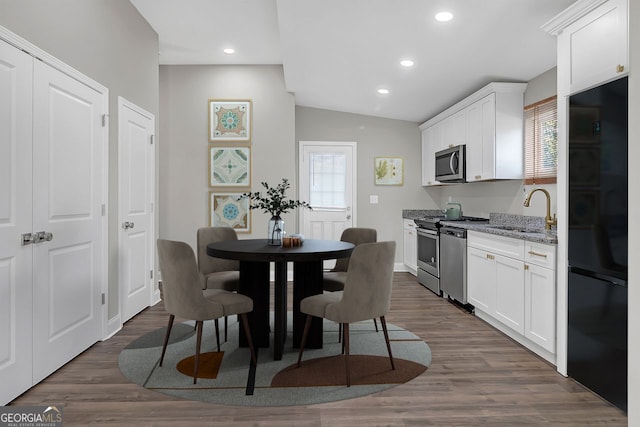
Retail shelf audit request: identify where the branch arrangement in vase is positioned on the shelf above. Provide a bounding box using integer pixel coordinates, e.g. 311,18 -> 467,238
238,178 -> 312,217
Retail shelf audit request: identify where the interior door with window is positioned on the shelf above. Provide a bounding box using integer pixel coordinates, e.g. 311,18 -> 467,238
299,142 -> 356,245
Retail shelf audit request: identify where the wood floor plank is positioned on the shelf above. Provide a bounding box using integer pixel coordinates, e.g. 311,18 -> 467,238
9,273 -> 627,426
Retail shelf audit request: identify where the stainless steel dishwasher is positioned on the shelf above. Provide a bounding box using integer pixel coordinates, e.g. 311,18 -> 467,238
439,226 -> 468,305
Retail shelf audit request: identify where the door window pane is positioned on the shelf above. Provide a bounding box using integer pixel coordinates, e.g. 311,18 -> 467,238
309,153 -> 346,208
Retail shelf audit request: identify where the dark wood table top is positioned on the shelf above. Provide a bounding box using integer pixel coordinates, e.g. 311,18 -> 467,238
206,238 -> 354,262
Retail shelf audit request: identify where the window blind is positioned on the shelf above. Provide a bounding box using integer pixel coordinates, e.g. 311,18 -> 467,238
524,96 -> 557,184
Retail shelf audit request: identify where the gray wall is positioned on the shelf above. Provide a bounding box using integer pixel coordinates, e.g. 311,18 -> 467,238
159,65 -> 296,250
0,0 -> 159,320
295,107 -> 427,260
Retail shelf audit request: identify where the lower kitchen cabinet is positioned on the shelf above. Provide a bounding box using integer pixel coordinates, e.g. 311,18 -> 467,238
403,219 -> 417,275
467,231 -> 556,362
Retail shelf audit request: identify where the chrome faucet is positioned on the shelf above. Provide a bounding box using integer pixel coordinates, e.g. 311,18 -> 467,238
523,188 -> 557,231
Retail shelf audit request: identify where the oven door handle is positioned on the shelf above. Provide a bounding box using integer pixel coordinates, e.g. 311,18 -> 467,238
417,228 -> 438,237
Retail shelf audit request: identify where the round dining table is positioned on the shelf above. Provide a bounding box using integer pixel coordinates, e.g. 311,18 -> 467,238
206,238 -> 354,360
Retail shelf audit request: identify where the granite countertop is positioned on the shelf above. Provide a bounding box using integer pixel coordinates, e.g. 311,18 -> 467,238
441,221 -> 558,245
404,210 -> 558,245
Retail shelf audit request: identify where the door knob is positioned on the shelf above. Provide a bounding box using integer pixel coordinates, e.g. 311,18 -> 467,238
122,221 -> 135,230
346,215 -> 351,220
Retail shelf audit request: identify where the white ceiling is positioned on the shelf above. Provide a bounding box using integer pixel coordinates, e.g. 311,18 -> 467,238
130,0 -> 575,123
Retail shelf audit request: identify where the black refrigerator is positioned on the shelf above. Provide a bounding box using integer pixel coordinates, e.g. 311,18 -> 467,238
567,76 -> 627,412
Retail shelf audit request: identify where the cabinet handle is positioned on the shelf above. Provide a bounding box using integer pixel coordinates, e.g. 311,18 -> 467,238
524,264 -> 529,270
616,64 -> 625,73
528,250 -> 547,258
475,175 -> 481,179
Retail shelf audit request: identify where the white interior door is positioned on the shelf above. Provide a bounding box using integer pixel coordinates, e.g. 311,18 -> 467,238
31,59 -> 104,383
0,40 -> 33,405
118,97 -> 155,323
299,141 -> 356,243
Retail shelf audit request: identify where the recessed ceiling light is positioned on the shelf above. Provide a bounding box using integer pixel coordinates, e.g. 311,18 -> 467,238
223,48 -> 235,54
378,88 -> 390,94
400,59 -> 415,67
435,11 -> 453,22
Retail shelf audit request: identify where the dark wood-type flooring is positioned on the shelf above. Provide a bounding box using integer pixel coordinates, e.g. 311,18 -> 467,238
10,273 -> 628,426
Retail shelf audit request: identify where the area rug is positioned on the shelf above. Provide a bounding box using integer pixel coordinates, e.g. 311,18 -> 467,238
119,315 -> 431,406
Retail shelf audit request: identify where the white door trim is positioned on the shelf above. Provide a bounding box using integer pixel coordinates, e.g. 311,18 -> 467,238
0,25 -> 110,340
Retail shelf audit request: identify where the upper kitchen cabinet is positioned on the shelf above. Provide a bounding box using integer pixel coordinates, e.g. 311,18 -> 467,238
420,82 -> 527,186
543,0 -> 628,95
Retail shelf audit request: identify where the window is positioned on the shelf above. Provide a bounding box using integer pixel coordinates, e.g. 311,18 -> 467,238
309,152 -> 347,208
524,96 -> 557,184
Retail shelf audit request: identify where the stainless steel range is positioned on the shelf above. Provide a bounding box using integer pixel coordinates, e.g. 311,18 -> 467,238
414,216 -> 488,298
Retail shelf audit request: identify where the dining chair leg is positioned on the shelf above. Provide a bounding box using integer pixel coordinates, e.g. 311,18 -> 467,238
373,318 -> 379,332
214,318 -> 221,352
159,314 -> 175,367
379,316 -> 395,370
344,323 -> 351,387
194,320 -> 204,384
224,315 -> 228,342
296,314 -> 313,367
341,323 -> 346,354
338,323 -> 342,343
240,313 -> 257,365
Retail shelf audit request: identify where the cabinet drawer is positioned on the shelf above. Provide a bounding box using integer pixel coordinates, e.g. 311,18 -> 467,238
468,231 -> 524,259
524,241 -> 556,269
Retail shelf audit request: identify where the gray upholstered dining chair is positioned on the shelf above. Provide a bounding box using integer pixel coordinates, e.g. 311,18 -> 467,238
157,238 -> 257,384
323,227 -> 377,291
297,241 -> 396,387
323,227 -> 378,335
197,227 -> 240,341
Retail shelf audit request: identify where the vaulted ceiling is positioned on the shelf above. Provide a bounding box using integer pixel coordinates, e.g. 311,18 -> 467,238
130,0 -> 575,122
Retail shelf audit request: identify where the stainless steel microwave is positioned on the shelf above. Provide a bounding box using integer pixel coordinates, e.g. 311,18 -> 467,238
435,144 -> 465,182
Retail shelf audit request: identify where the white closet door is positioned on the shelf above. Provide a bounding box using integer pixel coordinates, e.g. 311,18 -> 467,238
0,40 -> 33,405
31,59 -> 103,382
119,97 -> 155,323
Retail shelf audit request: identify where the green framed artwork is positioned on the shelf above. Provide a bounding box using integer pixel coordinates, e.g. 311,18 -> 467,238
209,146 -> 251,187
374,157 -> 403,185
208,99 -> 252,142
209,192 -> 251,232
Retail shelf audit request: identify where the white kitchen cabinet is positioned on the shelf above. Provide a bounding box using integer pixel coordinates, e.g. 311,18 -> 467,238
403,219 -> 418,275
419,82 -> 526,186
551,0 -> 628,94
467,247 -> 495,312
525,263 -> 556,352
466,93 -> 495,182
421,121 -> 447,186
467,231 -> 557,362
494,254 -> 525,334
442,109 -> 466,148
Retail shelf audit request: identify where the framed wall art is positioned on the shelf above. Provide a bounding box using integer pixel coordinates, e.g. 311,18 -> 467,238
209,192 -> 251,232
208,99 -> 252,142
209,146 -> 251,187
374,157 -> 403,185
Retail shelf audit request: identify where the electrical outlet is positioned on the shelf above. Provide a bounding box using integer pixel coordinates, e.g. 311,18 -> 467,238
369,195 -> 379,204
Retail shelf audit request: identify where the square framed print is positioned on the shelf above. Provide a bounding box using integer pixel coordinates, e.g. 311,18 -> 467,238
209,192 -> 251,232
374,157 -> 403,185
209,99 -> 252,142
209,146 -> 251,187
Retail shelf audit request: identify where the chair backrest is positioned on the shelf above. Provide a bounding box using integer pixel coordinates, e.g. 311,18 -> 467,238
197,227 -> 240,275
157,239 -> 224,320
326,241 -> 396,323
332,227 -> 377,272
